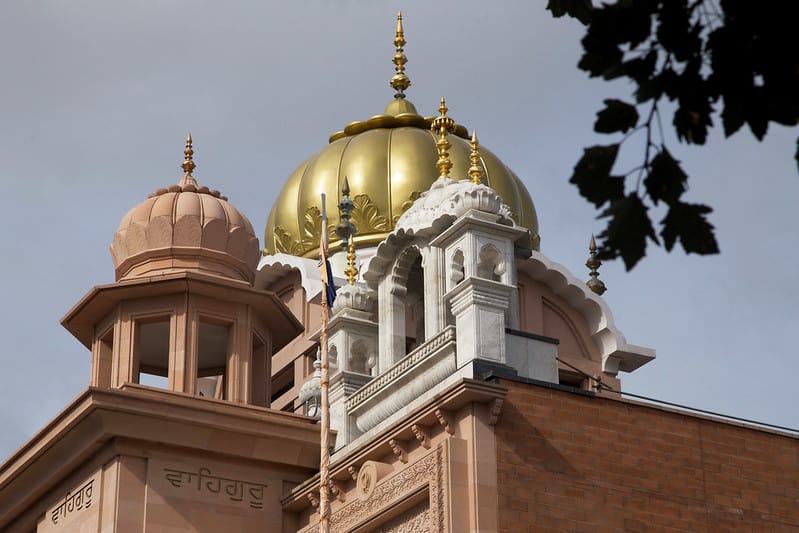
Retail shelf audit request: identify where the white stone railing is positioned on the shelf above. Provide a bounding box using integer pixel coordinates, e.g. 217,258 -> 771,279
346,327 -> 457,432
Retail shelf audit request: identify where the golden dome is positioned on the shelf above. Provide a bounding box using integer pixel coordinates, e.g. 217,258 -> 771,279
263,14 -> 539,259
111,135 -> 260,283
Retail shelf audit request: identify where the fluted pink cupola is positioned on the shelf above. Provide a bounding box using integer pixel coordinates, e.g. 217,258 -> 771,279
110,134 -> 260,284
62,135 -> 302,404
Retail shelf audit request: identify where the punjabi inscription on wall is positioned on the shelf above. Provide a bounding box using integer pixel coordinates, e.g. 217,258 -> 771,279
39,472 -> 101,532
147,457 -> 283,531
162,466 -> 268,509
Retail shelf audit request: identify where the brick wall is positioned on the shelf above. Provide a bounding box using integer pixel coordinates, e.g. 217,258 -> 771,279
495,379 -> 799,532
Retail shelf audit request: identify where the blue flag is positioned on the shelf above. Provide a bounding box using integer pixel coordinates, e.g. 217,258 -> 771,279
318,194 -> 336,308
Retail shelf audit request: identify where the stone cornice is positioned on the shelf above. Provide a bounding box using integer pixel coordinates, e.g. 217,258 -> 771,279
282,378 -> 507,513
0,386 -> 320,528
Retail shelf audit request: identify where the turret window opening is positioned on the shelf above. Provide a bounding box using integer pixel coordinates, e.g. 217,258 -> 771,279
477,244 -> 503,282
446,249 -> 465,326
196,320 -> 230,400
134,317 -> 170,389
450,249 -> 465,286
329,345 -> 339,371
403,254 -> 425,354
349,339 -> 371,375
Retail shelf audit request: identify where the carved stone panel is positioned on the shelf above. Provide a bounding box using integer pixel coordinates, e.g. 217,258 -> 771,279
300,442 -> 449,533
374,500 -> 430,532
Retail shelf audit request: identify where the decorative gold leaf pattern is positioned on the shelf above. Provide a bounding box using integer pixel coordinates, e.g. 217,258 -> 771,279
393,190 -> 423,224
400,190 -> 422,214
350,193 -> 389,234
273,226 -> 303,255
301,206 -> 335,252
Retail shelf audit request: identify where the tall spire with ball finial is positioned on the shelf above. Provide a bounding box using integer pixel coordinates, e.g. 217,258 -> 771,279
180,132 -> 199,187
390,11 -> 411,99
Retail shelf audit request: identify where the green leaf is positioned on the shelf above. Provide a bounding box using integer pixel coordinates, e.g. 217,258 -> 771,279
644,148 -> 687,205
656,1 -> 700,62
569,144 -> 624,207
597,194 -> 659,271
546,0 -> 592,24
594,99 -> 640,134
660,202 -> 719,255
673,96 -> 713,145
578,47 -> 623,78
635,68 -> 680,103
623,50 -> 658,84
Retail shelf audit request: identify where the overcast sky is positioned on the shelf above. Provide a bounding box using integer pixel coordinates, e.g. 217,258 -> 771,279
1,1 -> 797,459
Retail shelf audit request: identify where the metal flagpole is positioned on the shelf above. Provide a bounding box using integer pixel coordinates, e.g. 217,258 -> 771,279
318,193 -> 331,533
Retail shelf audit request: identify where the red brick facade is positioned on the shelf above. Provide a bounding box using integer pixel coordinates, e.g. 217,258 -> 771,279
495,379 -> 799,532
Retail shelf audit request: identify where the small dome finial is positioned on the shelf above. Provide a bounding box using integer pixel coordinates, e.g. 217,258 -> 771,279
468,130 -> 485,185
586,235 -> 607,295
344,235 -> 358,285
180,132 -> 198,186
390,11 -> 411,99
431,97 -> 455,179
336,177 -> 357,249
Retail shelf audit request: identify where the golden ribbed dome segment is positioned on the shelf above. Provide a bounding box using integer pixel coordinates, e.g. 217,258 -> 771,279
431,97 -> 456,178
468,130 -> 484,185
391,11 -> 411,98
265,128 -> 540,258
263,14 -> 540,259
180,132 -> 198,187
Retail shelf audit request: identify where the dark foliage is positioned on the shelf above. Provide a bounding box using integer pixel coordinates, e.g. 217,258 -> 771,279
547,0 -> 798,269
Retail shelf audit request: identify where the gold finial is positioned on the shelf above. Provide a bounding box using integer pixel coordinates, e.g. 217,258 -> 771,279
344,235 -> 358,285
468,130 -> 484,185
586,235 -> 607,295
431,97 -> 455,178
390,11 -> 411,99
182,133 -> 196,176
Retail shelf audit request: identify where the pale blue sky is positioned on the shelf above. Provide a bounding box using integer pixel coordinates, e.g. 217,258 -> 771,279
1,0 -> 797,459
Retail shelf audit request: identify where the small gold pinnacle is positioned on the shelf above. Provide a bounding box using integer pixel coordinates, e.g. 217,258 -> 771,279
344,235 -> 358,285
468,130 -> 484,185
390,11 -> 411,98
431,97 -> 455,179
586,235 -> 607,295
182,133 -> 196,177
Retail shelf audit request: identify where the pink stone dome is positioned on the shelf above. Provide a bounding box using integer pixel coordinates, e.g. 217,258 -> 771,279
110,140 -> 259,283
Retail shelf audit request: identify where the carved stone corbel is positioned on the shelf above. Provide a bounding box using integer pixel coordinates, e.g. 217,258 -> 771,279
388,438 -> 408,463
347,465 -> 358,481
329,480 -> 346,503
308,492 -> 319,509
435,408 -> 454,435
411,424 -> 431,449
488,397 -> 504,426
